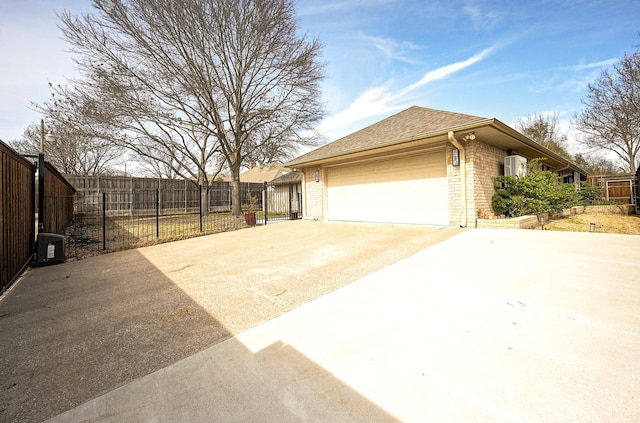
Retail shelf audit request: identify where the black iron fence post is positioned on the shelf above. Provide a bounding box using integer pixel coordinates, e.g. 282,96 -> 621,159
288,183 -> 294,219
102,192 -> 106,251
263,181 -> 268,226
37,153 -> 45,232
199,185 -> 203,232
298,191 -> 303,218
156,188 -> 160,238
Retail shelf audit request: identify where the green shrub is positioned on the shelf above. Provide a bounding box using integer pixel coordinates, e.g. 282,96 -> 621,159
492,168 -> 579,217
576,182 -> 602,206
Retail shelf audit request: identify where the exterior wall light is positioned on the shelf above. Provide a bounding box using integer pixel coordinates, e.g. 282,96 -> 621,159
452,148 -> 460,167
315,170 -> 320,182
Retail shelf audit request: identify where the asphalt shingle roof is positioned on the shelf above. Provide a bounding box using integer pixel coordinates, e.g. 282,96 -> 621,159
269,171 -> 302,185
289,106 -> 486,165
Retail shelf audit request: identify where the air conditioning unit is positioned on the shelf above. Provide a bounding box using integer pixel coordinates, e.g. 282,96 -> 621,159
36,233 -> 65,266
504,155 -> 527,177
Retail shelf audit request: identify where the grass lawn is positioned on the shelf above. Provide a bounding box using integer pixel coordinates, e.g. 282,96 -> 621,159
543,212 -> 640,235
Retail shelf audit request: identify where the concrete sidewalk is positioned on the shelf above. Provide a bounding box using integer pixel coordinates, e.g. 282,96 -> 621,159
0,220 -> 459,422
47,228 -> 640,422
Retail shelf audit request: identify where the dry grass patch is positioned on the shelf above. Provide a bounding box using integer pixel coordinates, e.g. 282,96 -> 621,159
543,212 -> 640,235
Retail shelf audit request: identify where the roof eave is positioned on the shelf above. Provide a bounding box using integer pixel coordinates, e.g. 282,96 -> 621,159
287,118 -> 587,176
484,119 -> 588,175
286,120 -> 491,168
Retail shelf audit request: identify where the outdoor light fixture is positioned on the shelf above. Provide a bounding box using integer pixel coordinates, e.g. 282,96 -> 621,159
315,170 -> 320,182
452,148 -> 460,167
463,132 -> 476,141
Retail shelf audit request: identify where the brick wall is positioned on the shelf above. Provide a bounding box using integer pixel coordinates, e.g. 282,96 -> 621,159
447,140 -> 507,225
446,143 -> 463,226
301,167 -> 324,219
467,140 -> 506,219
476,215 -> 539,229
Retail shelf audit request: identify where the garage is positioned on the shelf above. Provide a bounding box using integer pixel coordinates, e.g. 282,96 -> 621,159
326,150 -> 448,225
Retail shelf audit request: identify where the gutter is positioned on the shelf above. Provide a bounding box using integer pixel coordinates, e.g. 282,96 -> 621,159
448,131 -> 467,227
286,120 -> 489,168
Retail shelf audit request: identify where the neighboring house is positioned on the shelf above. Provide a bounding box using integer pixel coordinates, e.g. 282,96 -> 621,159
222,162 -> 290,183
286,106 -> 586,227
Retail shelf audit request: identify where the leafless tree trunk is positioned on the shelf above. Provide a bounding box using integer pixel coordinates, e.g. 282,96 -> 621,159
53,0 -> 324,216
573,48 -> 640,173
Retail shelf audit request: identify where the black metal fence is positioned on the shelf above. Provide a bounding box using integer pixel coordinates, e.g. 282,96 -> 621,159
62,180 -> 303,256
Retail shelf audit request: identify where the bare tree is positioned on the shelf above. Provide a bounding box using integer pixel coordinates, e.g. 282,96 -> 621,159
515,112 -> 572,158
573,152 -> 621,175
573,46 -> 640,173
54,0 -> 325,216
8,120 -> 121,175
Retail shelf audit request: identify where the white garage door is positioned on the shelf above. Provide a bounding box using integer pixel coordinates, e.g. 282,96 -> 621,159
327,150 -> 449,225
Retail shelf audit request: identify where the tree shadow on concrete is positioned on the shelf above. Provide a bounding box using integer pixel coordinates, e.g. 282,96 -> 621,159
0,249 -> 398,422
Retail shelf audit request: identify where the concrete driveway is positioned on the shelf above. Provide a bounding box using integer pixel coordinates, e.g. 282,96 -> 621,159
0,220 -> 460,422
2,222 -> 640,422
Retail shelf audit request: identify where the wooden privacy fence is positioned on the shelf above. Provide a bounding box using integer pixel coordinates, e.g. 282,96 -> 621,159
586,174 -> 638,207
1,141 -> 35,295
66,176 -> 263,215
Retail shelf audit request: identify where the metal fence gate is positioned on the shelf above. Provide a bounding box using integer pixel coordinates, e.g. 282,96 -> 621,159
263,181 -> 303,223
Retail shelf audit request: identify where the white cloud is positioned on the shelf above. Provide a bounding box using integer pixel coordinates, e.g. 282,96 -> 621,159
562,58 -> 618,71
399,47 -> 494,95
462,4 -> 503,30
316,84 -> 407,139
317,46 -> 495,140
361,33 -> 421,64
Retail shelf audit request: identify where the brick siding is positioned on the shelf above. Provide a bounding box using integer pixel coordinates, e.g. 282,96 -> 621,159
447,140 -> 507,225
302,167 -> 324,219
467,140 -> 506,219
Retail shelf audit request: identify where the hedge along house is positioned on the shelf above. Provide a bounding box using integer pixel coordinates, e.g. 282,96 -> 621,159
286,106 -> 587,227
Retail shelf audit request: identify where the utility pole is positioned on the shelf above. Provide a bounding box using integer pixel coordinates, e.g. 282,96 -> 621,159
37,119 -> 55,233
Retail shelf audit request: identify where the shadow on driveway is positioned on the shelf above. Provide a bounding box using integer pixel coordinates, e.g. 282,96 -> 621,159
1,221 -> 458,421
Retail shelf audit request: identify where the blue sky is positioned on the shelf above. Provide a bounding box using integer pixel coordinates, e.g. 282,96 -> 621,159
1,0 -> 638,156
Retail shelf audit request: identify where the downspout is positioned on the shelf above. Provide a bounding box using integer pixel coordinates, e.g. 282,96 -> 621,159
294,168 -> 306,219
448,131 -> 467,227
